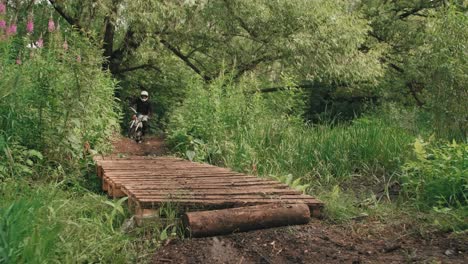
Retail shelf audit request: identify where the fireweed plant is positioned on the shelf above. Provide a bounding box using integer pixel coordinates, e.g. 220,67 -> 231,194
0,4 -> 154,263
0,6 -> 119,166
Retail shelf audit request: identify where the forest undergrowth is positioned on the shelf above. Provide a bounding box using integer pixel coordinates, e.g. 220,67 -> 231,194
0,1 -> 466,263
167,77 -> 468,233
0,10 -> 164,263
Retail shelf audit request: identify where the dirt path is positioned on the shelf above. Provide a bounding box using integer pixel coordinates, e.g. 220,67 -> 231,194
111,137 -> 467,264
112,136 -> 167,156
152,220 -> 466,264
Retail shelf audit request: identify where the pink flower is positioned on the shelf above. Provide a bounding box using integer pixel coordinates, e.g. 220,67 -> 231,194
63,39 -> 68,51
48,18 -> 55,32
0,20 -> 6,29
0,2 -> 6,15
26,19 -> 34,33
7,23 -> 16,35
36,37 -> 43,48
16,57 -> 21,65
76,55 -> 81,63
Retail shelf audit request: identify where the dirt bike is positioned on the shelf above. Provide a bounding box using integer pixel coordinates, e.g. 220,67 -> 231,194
128,107 -> 144,143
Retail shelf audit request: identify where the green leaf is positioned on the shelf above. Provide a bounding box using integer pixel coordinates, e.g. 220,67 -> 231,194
186,150 -> 196,161
27,150 -> 43,160
414,138 -> 426,160
160,228 -> 168,241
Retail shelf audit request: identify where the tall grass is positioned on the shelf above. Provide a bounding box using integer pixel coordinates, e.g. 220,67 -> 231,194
0,180 -> 134,263
167,78 -> 413,187
225,117 -> 412,186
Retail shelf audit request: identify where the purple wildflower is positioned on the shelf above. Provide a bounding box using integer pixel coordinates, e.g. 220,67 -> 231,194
26,19 -> 34,33
16,57 -> 21,65
36,37 -> 43,48
0,20 -> 5,29
48,18 -> 55,32
0,2 -> 6,15
63,39 -> 68,51
7,23 -> 16,35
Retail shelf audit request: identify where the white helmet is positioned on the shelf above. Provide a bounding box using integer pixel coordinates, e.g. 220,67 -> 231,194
140,91 -> 149,102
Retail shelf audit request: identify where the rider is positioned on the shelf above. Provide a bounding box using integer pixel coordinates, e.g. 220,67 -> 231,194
132,90 -> 152,138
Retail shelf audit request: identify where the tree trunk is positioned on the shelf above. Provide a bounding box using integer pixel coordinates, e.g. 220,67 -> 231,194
182,204 -> 311,237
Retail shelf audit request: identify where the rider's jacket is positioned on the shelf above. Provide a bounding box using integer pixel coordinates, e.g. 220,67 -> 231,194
133,99 -> 152,115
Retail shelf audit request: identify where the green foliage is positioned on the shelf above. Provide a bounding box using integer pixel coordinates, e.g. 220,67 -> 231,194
0,194 -> 61,263
0,14 -> 119,163
410,7 -> 468,139
0,180 -> 133,263
0,138 -> 43,179
168,77 -> 413,187
430,206 -> 468,232
402,138 -> 468,209
360,1 -> 467,139
319,185 -> 361,223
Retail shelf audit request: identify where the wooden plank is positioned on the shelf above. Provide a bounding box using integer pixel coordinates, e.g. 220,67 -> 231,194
102,176 -> 261,181
128,190 -> 303,196
95,155 -> 324,217
120,181 -> 287,186
104,170 -> 231,174
123,185 -> 290,191
114,182 -> 288,189
98,157 -> 183,160
103,172 -> 245,177
136,199 -> 322,207
109,184 -> 126,198
103,172 -> 249,176
102,168 -> 234,173
108,180 -> 275,186
98,159 -> 204,164
102,167 -> 234,171
134,194 -> 315,200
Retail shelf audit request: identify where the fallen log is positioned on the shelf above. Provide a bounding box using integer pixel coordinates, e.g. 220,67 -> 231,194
182,203 -> 311,237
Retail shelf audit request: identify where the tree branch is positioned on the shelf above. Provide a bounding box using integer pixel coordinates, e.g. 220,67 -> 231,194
406,81 -> 425,107
233,54 -> 283,80
160,39 -> 212,82
48,0 -> 81,30
223,0 -> 258,38
109,28 -> 144,74
48,0 -> 97,41
397,1 -> 445,19
102,1 -> 120,70
102,15 -> 115,70
381,58 -> 424,106
113,64 -> 162,75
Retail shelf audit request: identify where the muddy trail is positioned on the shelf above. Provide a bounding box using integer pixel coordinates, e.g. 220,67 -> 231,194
112,137 -> 467,264
112,136 -> 168,156
153,220 -> 466,264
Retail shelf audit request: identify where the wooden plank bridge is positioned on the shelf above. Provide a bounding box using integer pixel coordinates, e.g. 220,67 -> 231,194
95,155 -> 323,217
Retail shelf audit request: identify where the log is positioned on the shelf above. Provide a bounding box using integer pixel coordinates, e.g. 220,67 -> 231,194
182,203 -> 311,237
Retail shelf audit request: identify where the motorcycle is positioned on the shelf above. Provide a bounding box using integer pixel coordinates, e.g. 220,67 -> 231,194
128,107 -> 144,143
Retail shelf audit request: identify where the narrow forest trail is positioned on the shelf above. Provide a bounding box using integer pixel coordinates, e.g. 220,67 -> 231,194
109,137 -> 467,264
111,136 -> 168,156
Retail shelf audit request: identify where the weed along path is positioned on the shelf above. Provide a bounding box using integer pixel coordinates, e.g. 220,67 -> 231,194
99,137 -> 466,264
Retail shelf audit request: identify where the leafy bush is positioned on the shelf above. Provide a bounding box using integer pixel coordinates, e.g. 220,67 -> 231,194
0,11 -> 119,169
407,7 -> 468,139
402,138 -> 468,209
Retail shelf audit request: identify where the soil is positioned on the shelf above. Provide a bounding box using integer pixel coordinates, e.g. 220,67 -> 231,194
152,219 -> 467,264
112,136 -> 167,156
111,136 -> 467,264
